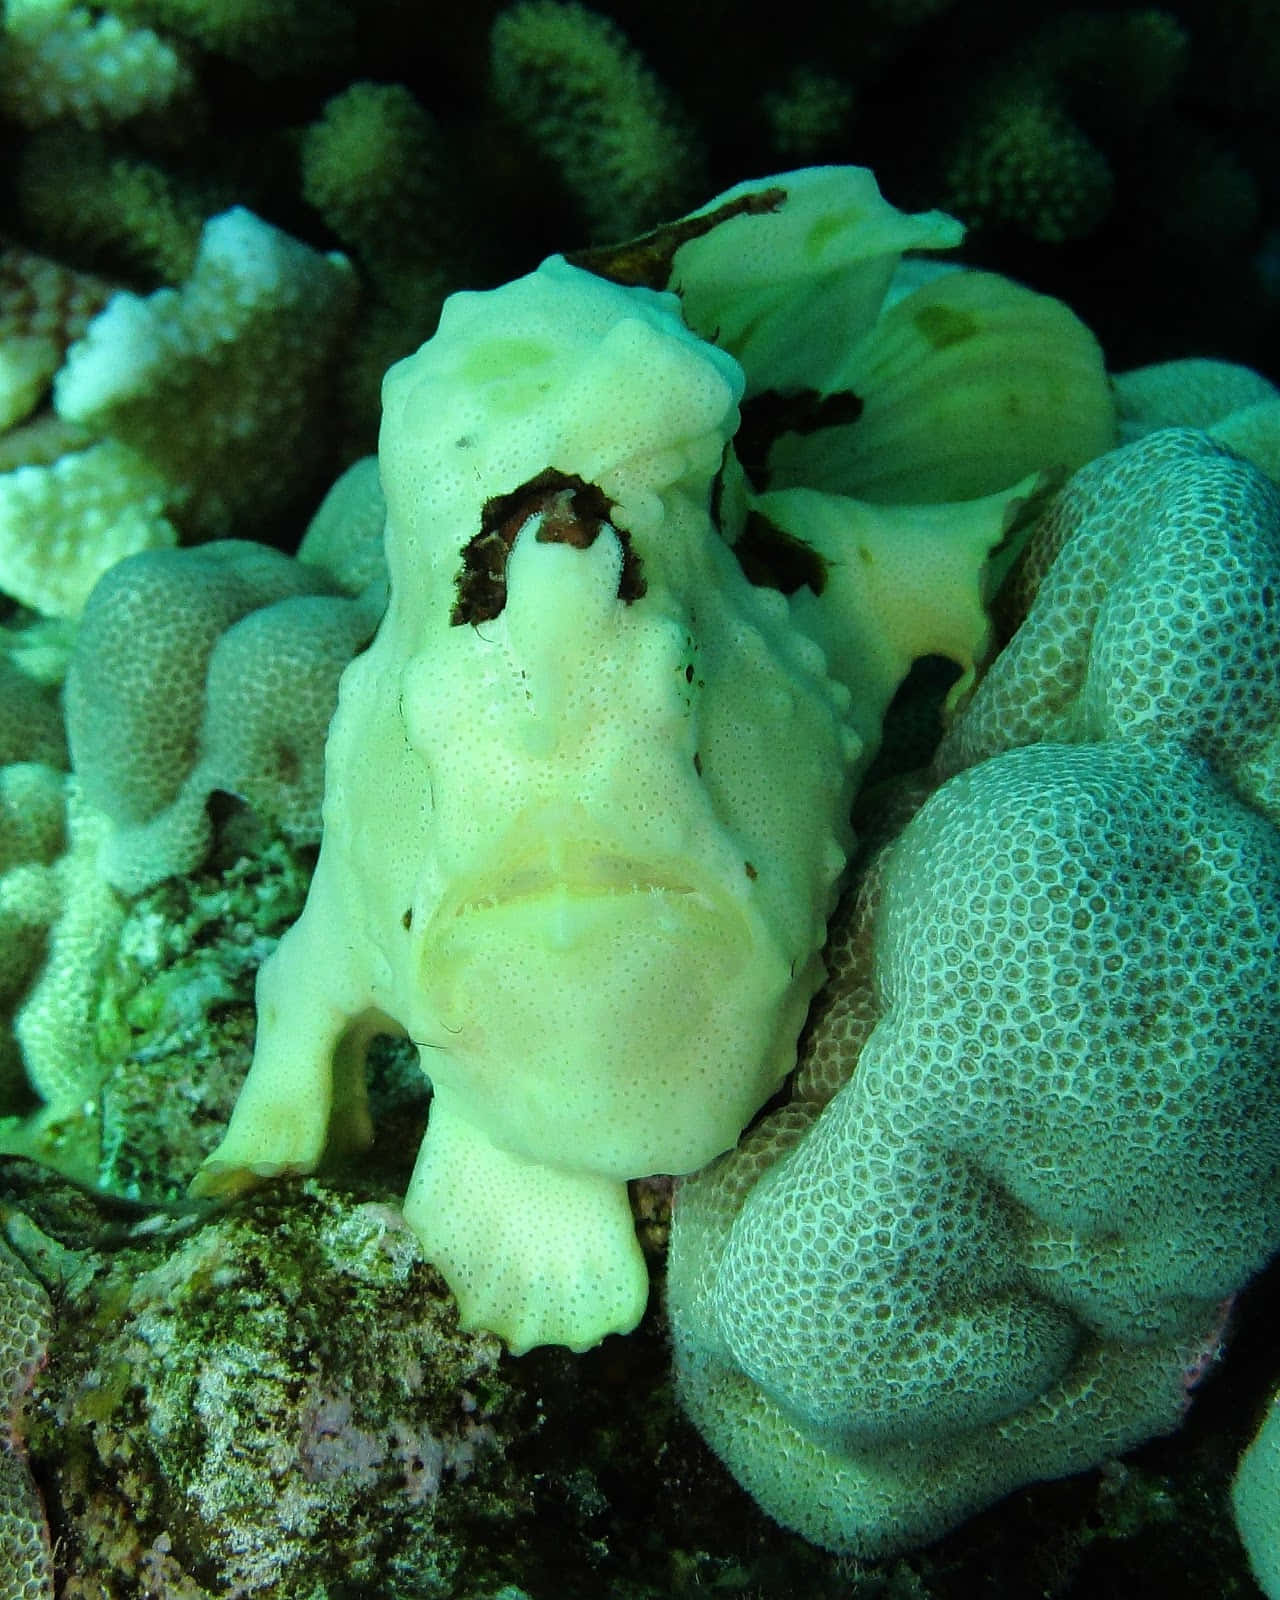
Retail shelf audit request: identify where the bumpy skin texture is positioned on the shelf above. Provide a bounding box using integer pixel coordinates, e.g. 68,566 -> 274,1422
193,168 -> 1115,1356
668,429 -> 1280,1555
195,253 -> 862,1355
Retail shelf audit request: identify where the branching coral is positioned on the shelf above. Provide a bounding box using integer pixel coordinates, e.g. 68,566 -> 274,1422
0,244 -> 115,433
0,0 -> 193,131
53,206 -> 358,541
0,0 -> 1270,1566
103,0 -> 354,74
490,0 -> 705,242
0,442 -> 176,620
0,204 -> 359,620
944,86 -> 1114,244
14,129 -> 211,286
941,9 -> 1197,244
300,83 -> 466,432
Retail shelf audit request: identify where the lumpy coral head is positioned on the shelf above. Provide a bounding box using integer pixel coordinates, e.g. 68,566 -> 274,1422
194,252 -> 861,1353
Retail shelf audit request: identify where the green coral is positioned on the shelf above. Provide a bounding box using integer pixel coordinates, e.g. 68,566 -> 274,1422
0,441 -> 177,619
0,242 -> 115,433
104,0 -> 354,73
301,82 -> 451,280
65,533 -> 382,893
15,129 -> 209,286
942,9 -> 1192,244
52,206 -> 358,541
0,0 -> 193,131
0,1229 -> 54,1600
760,66 -> 855,159
489,0 -> 705,242
944,85 -> 1114,243
300,82 -> 465,431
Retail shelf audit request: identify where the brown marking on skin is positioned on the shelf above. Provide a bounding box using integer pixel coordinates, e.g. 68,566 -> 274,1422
733,509 -> 827,596
735,387 -> 863,491
566,188 -> 788,290
451,469 -> 646,624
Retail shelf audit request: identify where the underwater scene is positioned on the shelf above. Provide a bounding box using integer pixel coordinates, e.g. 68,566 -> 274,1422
0,0 -> 1278,1596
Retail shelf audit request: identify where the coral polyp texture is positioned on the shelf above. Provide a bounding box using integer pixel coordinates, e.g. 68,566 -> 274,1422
0,1232 -> 54,1600
0,0 -> 193,131
0,205 -> 358,621
489,0 -> 705,241
666,427 -> 1280,1556
64,530 -> 384,894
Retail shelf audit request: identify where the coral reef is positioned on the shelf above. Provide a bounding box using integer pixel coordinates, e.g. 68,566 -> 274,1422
0,1154 -> 866,1600
0,0 -> 193,132
53,206 -> 358,543
13,1168 -> 525,1597
0,0 -> 1276,1586
1234,1386 -> 1280,1598
489,1 -> 705,242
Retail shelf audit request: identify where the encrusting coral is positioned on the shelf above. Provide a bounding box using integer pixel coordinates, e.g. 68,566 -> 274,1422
0,1161 -> 528,1599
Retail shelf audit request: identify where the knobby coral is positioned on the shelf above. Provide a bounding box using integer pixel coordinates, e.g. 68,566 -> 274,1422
667,428 -> 1280,1555
0,1228 -> 54,1600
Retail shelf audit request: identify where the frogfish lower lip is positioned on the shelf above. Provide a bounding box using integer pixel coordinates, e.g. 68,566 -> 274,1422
418,836 -> 753,957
